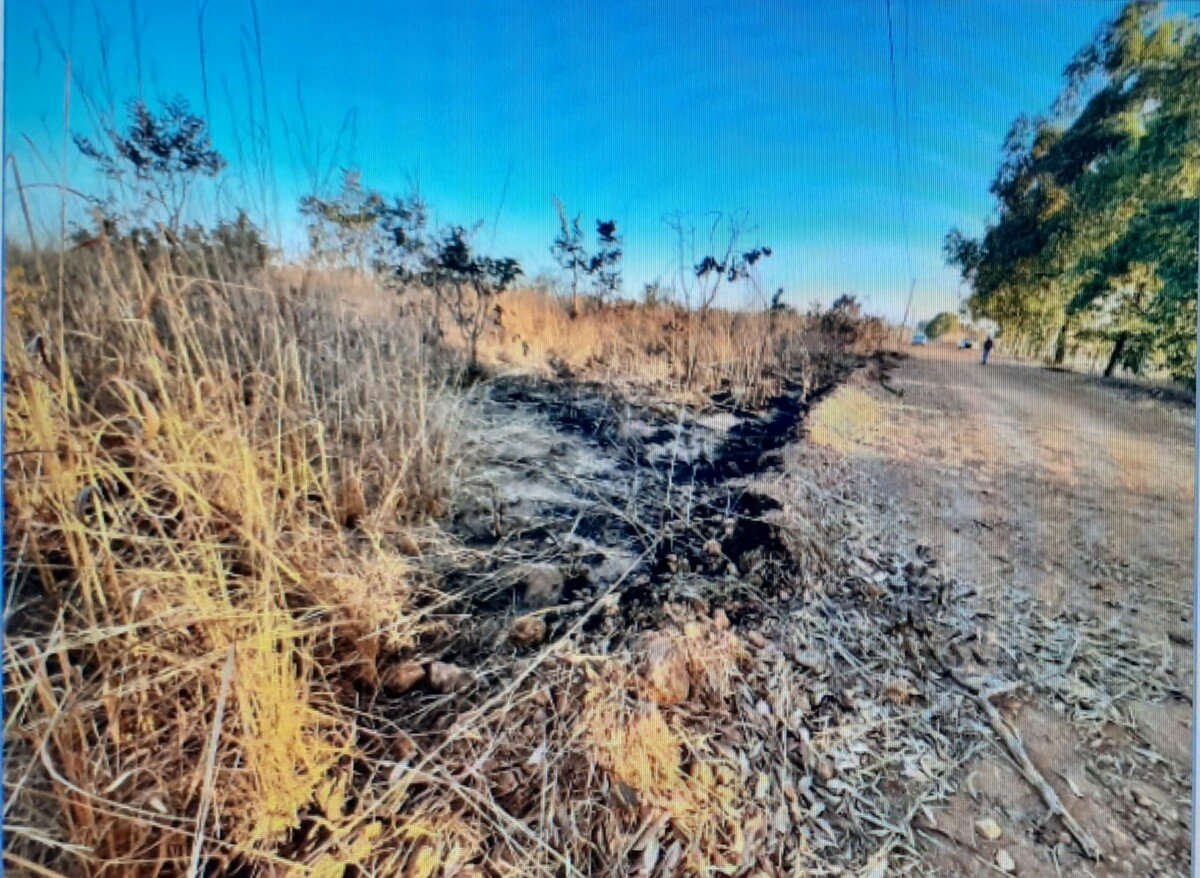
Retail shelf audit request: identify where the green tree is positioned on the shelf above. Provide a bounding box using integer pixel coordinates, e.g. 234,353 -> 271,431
550,201 -> 624,314
945,1 -> 1198,381
550,198 -> 587,317
925,312 -> 960,339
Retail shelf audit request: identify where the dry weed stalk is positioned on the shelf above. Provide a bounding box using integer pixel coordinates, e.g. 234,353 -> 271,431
3,246 -> 462,876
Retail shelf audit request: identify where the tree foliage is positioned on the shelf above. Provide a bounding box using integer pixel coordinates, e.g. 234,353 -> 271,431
550,200 -> 623,315
945,1 -> 1198,382
924,312 -> 960,339
75,97 -> 226,231
300,170 -> 427,282
421,226 -> 522,369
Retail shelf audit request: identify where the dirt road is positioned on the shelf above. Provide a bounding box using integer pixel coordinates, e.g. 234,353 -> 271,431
807,343 -> 1195,876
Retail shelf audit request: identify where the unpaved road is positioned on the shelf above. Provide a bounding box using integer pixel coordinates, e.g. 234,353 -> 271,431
808,343 -> 1194,876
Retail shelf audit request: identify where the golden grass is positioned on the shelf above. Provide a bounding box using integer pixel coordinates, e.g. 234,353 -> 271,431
807,385 -> 887,453
3,246 -> 457,876
484,289 -> 830,406
4,245 -> 852,876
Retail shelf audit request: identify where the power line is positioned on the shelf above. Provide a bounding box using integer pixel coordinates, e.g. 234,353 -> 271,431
885,0 -> 916,297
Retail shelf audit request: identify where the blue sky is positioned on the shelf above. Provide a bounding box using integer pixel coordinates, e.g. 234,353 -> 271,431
5,1 -> 1132,322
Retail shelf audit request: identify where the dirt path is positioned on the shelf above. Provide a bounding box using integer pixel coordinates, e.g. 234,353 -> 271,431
806,344 -> 1194,876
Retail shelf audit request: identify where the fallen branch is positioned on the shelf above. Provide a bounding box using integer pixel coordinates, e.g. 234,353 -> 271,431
947,667 -> 1101,860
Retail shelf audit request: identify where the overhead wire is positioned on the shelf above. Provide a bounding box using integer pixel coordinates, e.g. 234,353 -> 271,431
885,0 -> 918,329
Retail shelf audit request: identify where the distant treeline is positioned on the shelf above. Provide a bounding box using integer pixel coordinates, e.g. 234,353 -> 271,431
945,1 -> 1198,382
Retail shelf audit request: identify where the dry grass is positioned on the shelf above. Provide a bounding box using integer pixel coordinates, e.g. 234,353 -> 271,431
807,386 -> 887,454
3,245 -> 463,876
482,289 -> 836,407
3,244 -> 892,877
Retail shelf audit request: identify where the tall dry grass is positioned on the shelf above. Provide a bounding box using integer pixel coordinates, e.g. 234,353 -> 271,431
3,242 -> 465,876
4,241 -> 872,877
482,290 -> 838,407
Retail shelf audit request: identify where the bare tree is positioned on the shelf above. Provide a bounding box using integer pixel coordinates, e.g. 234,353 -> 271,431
666,211 -> 772,387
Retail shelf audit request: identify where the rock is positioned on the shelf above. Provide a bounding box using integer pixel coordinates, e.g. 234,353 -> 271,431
381,661 -> 426,693
428,661 -> 473,693
703,538 -> 722,557
712,608 -> 730,630
995,849 -> 1015,873
640,633 -> 690,706
508,615 -> 548,648
746,631 -> 767,650
974,818 -> 1003,841
520,564 -> 564,608
815,760 -> 835,781
397,533 -> 421,556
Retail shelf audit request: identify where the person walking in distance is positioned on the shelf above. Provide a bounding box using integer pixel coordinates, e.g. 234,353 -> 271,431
981,335 -> 995,365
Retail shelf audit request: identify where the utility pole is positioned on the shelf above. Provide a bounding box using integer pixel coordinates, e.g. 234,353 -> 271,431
1190,179 -> 1199,870
897,279 -> 916,345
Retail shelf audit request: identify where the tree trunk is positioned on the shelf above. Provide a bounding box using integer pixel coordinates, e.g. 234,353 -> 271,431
1103,333 -> 1128,378
1052,320 -> 1068,366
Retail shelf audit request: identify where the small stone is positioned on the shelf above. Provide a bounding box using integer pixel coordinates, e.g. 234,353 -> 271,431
815,760 -> 835,781
994,849 -> 1015,873
747,631 -> 767,650
712,608 -> 730,630
396,533 -> 421,556
508,615 -> 547,648
380,661 -> 425,693
974,818 -> 1003,841
703,538 -> 722,557
520,564 -> 564,608
793,650 -> 826,673
428,661 -> 473,693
